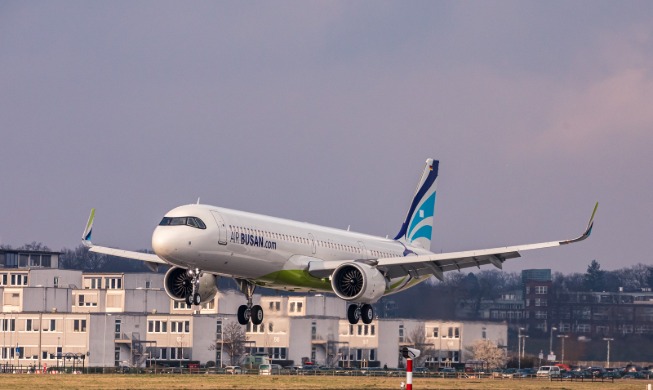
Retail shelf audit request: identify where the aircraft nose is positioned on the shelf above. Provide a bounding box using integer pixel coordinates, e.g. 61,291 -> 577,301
152,226 -> 177,259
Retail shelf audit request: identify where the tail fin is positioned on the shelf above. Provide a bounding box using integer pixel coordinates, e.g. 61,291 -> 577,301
394,159 -> 439,249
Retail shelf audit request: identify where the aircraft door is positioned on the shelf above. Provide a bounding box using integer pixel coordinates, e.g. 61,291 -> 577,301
210,211 -> 228,245
358,241 -> 371,259
308,233 -> 316,255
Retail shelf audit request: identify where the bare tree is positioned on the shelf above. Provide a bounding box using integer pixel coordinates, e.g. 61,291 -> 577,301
209,321 -> 247,366
19,241 -> 50,251
407,326 -> 434,367
59,244 -> 106,270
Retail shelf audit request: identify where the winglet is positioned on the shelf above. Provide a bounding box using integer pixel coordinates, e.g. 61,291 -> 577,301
561,202 -> 598,245
82,208 -> 96,246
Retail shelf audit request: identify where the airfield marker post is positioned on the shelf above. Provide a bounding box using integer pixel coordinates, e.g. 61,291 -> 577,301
406,358 -> 412,390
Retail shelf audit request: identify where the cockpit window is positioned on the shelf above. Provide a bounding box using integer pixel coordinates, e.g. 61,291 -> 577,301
158,216 -> 206,229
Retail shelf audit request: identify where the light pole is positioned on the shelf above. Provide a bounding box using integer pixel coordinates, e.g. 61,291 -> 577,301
557,335 -> 568,364
520,335 -> 529,359
517,327 -> 524,369
603,338 -> 614,368
217,317 -> 227,369
549,326 -> 557,361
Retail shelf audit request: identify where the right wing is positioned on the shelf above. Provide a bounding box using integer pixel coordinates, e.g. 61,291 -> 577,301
82,209 -> 168,269
309,202 -> 598,281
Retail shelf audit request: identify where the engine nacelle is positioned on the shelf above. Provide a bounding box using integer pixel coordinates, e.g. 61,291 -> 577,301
164,267 -> 218,304
330,262 -> 387,304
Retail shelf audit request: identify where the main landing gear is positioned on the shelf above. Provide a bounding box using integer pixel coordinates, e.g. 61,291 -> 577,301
236,279 -> 263,326
184,268 -> 202,306
347,303 -> 374,325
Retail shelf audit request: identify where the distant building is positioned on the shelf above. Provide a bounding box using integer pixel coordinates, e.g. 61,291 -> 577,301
460,268 -> 653,339
0,249 -> 60,269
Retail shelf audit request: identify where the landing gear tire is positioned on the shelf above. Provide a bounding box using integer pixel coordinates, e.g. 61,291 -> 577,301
185,294 -> 193,306
251,305 -> 264,325
192,292 -> 201,306
237,305 -> 250,325
347,304 -> 361,324
361,304 -> 374,324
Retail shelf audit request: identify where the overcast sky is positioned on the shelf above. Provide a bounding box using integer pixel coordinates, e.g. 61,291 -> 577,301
1,1 -> 652,274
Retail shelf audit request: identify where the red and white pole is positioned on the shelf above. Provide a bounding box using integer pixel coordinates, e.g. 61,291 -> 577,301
406,358 -> 413,390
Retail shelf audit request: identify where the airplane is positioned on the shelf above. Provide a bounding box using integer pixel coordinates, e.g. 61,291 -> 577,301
82,159 -> 597,326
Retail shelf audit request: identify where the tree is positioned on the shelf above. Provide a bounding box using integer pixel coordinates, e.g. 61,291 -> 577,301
469,339 -> 508,370
407,326 -> 434,367
59,244 -> 107,270
18,241 -> 50,251
584,260 -> 605,292
209,321 -> 248,366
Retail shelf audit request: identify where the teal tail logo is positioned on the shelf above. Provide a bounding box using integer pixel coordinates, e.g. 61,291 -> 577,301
395,159 -> 438,249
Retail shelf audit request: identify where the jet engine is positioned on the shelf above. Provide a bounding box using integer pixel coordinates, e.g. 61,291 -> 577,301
164,267 -> 218,304
330,262 -> 387,304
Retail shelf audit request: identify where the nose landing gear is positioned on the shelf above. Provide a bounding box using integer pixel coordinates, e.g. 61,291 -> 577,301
184,268 -> 202,306
236,279 -> 264,326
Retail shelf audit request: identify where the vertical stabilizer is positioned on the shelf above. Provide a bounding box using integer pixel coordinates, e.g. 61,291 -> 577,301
394,159 -> 439,249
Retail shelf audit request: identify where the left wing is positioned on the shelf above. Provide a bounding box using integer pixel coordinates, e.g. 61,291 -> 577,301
309,202 -> 597,281
82,209 -> 168,270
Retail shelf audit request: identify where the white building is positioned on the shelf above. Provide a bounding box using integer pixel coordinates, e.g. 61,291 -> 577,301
1,264 -> 506,369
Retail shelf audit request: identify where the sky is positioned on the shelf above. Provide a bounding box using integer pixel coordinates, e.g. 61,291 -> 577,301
1,1 -> 652,275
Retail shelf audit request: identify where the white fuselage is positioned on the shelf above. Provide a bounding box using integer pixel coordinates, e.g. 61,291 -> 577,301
151,204 -> 432,293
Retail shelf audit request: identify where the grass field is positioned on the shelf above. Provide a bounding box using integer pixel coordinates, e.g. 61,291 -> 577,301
0,375 -> 651,390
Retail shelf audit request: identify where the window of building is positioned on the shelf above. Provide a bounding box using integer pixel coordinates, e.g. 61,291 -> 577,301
535,286 -> 548,294
399,325 -> 405,342
0,273 -> 6,285
74,319 -> 87,332
84,277 -> 102,289
246,322 -> 264,333
270,347 -> 286,359
534,298 -> 547,307
114,346 -> 120,367
433,327 -> 439,338
77,293 -> 98,307
26,319 -> 34,332
105,277 -> 122,290
202,300 -> 215,310
10,274 -> 27,286
174,301 -> 192,310
269,301 -> 281,312
170,320 -> 190,333
148,320 -> 168,333
482,327 -> 487,339
48,319 -> 56,332
1,319 -> 16,331
454,327 -> 460,338
216,320 -> 223,340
